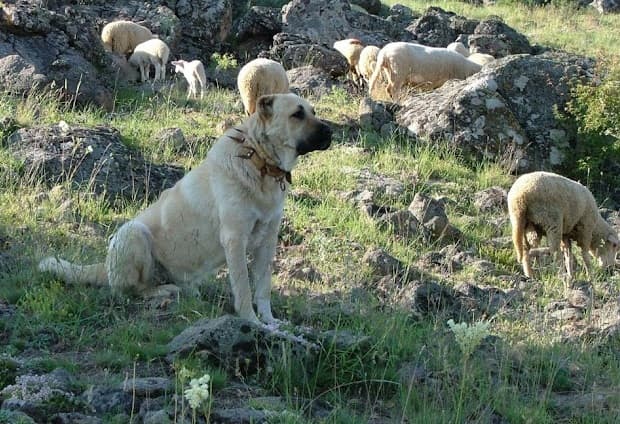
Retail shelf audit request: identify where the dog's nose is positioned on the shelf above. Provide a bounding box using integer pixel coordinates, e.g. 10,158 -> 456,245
318,122 -> 332,150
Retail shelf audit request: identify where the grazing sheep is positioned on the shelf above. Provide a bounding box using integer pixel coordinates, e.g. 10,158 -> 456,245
101,20 -> 155,56
172,59 -> 207,100
507,171 -> 619,281
368,42 -> 482,101
129,38 -> 170,82
446,41 -> 469,57
357,45 -> 380,83
446,41 -> 495,67
333,38 -> 364,85
237,58 -> 289,115
467,53 -> 495,66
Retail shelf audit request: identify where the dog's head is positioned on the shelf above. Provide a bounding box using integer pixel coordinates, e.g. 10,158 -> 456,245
248,93 -> 332,171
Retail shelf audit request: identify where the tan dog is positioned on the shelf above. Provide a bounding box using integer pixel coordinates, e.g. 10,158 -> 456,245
39,93 -> 332,325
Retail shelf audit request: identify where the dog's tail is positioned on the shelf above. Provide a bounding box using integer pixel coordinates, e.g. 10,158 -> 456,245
39,257 -> 108,286
368,48 -> 386,96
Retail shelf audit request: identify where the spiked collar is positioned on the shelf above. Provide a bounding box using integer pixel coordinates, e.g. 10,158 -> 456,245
229,128 -> 291,190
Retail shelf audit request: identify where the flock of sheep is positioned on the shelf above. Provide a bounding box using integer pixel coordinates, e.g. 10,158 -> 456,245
100,20 -> 619,285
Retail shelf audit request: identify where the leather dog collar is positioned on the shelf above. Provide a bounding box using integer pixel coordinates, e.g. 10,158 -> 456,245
229,128 -> 292,190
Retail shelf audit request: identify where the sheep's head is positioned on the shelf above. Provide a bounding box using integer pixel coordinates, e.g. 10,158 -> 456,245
591,219 -> 619,269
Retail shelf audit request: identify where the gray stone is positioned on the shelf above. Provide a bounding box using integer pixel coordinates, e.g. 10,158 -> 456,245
469,18 -> 533,57
167,315 -> 316,375
359,97 -> 396,131
50,413 -> 103,424
377,210 -> 424,241
154,127 -> 186,150
120,377 -> 173,397
210,407 -> 270,423
350,0 -> 382,15
474,186 -> 508,213
7,125 -> 184,205
82,386 -> 133,415
362,247 -> 405,277
396,52 -> 595,173
286,66 -> 340,98
261,33 -> 348,77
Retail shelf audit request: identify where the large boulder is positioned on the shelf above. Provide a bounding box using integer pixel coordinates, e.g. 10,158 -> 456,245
260,33 -> 349,77
469,18 -> 533,57
396,51 -> 595,173
404,7 -> 479,47
6,124 -> 184,204
0,1 -> 114,109
282,0 -> 394,46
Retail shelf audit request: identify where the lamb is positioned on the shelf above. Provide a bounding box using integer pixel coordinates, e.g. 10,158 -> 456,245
446,41 -> 495,66
507,171 -> 619,281
333,38 -> 364,85
357,45 -> 381,83
101,20 -> 155,56
171,59 -> 207,100
368,42 -> 482,101
237,58 -> 289,115
129,38 -> 170,82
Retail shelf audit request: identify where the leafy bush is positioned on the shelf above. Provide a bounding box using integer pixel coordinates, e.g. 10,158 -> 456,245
564,61 -> 620,195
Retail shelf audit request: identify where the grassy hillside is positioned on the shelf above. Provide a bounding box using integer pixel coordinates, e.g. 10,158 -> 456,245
1,1 -> 620,423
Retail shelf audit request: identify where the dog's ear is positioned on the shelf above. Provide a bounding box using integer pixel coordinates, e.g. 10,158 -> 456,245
257,95 -> 275,121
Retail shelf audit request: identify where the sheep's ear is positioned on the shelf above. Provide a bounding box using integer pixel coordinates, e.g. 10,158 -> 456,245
257,95 -> 275,121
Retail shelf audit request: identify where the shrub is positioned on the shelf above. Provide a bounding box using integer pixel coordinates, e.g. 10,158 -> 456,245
564,61 -> 620,195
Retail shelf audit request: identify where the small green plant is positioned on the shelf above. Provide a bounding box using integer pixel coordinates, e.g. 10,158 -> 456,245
210,52 -> 238,71
183,372 -> 213,423
447,319 -> 491,359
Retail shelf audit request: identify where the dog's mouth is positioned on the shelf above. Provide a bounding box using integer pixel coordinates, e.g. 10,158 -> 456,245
296,122 -> 333,156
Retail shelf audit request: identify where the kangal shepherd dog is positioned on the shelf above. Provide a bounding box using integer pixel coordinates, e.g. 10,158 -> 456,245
39,93 -> 332,326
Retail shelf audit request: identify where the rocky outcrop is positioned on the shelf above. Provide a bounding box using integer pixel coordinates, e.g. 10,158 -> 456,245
396,51 -> 595,172
0,1 -> 114,109
6,124 -> 184,205
591,0 -> 620,13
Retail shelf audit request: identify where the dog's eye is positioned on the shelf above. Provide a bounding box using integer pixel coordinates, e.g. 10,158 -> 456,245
291,109 -> 305,120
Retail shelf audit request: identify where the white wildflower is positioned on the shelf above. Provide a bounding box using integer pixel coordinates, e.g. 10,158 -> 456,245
447,319 -> 491,358
184,374 -> 211,410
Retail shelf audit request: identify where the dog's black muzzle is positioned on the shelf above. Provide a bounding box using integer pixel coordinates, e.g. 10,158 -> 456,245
296,121 -> 333,156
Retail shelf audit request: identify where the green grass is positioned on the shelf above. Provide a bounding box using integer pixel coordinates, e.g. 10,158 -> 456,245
1,1 -> 620,422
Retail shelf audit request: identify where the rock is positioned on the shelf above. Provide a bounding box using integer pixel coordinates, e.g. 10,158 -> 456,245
405,7 -> 479,48
210,407 -> 271,423
153,127 -> 186,151
362,247 -> 405,278
350,0 -> 382,15
469,17 -> 533,57
286,66 -> 340,98
234,6 -> 281,58
276,256 -> 322,282
120,377 -> 173,397
261,33 -> 348,77
396,52 -> 595,173
50,413 -> 103,424
6,125 -> 184,205
0,410 -> 36,424
142,410 -> 172,424
281,0 -> 393,46
376,210 -> 424,241
82,386 -> 133,415
474,186 -> 507,213
408,193 -> 451,239
167,315 -> 316,375
398,281 -> 460,318
590,0 -> 620,13
359,97 -> 396,131
0,1 -> 113,109
454,282 -> 520,315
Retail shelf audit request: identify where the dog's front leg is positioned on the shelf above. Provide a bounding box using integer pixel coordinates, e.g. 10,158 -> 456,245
220,228 -> 260,325
250,219 -> 281,325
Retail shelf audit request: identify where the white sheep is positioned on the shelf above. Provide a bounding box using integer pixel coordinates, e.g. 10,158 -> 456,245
357,45 -> 380,83
368,42 -> 482,101
171,59 -> 207,100
446,41 -> 469,57
237,58 -> 289,115
446,41 -> 495,66
101,20 -> 155,56
507,171 -> 619,281
333,38 -> 364,85
129,38 -> 170,82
